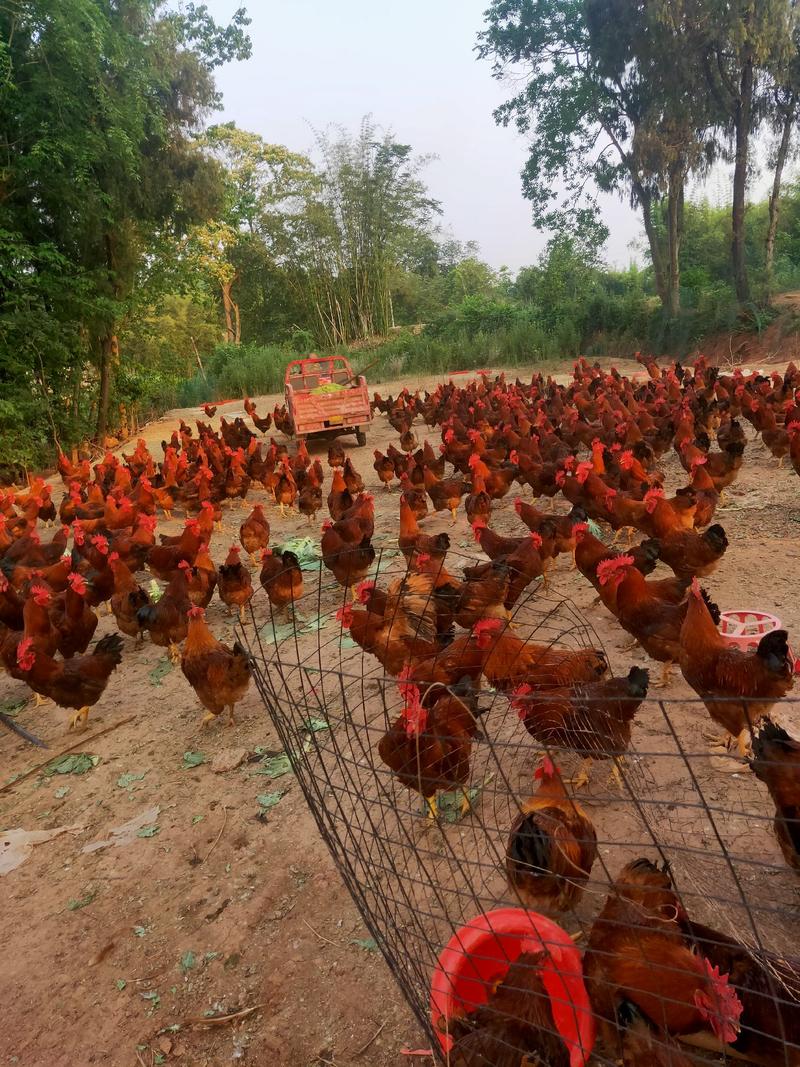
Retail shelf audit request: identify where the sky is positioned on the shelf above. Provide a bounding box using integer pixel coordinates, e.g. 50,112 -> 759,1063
204,0 -> 645,272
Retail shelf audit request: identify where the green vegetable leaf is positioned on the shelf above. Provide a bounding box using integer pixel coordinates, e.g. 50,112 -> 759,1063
133,926 -> 148,938
117,771 -> 147,789
303,717 -> 329,734
116,979 -> 127,991
256,753 -> 292,779
182,751 -> 206,769
191,814 -> 204,825
149,659 -> 173,686
136,824 -> 160,838
54,786 -> 70,799
180,950 -> 196,973
350,937 -> 378,952
43,753 -> 99,776
256,791 -> 285,812
0,697 -> 26,717
68,889 -> 97,911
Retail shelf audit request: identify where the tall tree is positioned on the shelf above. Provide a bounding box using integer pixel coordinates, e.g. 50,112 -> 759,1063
0,0 -> 251,444
764,25 -> 800,298
297,118 -> 441,346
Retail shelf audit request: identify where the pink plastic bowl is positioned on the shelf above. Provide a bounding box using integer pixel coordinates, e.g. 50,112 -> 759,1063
719,610 -> 799,673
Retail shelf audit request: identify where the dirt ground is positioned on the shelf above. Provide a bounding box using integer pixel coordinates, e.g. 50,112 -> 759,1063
1,358 -> 799,1067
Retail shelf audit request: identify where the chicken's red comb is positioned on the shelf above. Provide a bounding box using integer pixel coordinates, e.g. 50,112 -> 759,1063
534,755 -> 558,781
529,532 -> 543,548
355,580 -> 375,603
335,604 -> 354,627
415,552 -> 431,566
187,605 -> 205,619
474,618 -> 503,635
596,556 -> 634,585
694,959 -> 743,1045
178,559 -> 192,571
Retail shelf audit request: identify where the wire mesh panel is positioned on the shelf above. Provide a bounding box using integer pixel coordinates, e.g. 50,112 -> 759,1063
238,550 -> 800,1067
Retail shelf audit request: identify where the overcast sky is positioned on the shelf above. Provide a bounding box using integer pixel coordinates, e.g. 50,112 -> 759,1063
204,0 -> 780,273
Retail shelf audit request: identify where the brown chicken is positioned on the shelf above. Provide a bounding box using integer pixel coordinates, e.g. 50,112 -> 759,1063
473,618 -> 608,692
259,549 -> 303,620
378,677 -> 479,819
751,719 -> 800,872
454,560 -> 512,630
327,467 -> 353,521
14,633 -> 124,730
239,503 -> 270,564
321,519 -> 375,598
510,666 -> 650,788
274,458 -> 297,516
615,1001 -> 696,1067
185,545 -> 217,609
399,472 -> 427,520
583,858 -> 744,1059
679,579 -> 794,756
137,562 -> 192,662
505,756 -> 597,911
147,518 -> 203,581
327,441 -> 345,469
109,553 -> 151,641
424,466 -> 468,524
48,571 -> 99,658
398,498 -> 450,564
655,523 -> 729,579
181,606 -> 252,727
373,449 -> 396,490
447,950 -> 575,1067
217,545 -> 253,623
342,456 -> 364,496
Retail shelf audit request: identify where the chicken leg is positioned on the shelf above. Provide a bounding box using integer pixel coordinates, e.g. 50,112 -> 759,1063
425,795 -> 438,820
227,705 -> 236,727
168,642 -> 182,665
566,758 -> 593,790
651,661 -> 673,689
449,507 -> 458,525
67,706 -> 91,731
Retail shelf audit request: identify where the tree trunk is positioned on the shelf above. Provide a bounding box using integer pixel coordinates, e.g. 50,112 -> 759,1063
765,94 -> 796,301
666,170 -> 684,318
638,186 -> 668,308
221,280 -> 237,344
95,333 -> 118,442
732,57 -> 754,304
232,294 -> 241,344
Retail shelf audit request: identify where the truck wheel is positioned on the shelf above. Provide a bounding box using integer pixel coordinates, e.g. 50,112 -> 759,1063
355,429 -> 367,447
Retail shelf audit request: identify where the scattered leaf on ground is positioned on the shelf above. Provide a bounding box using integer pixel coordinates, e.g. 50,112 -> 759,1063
43,753 -> 99,777
149,659 -> 173,686
148,579 -> 164,603
340,636 -> 359,649
54,786 -> 70,799
351,937 -> 378,952
133,926 -> 148,938
180,950 -> 196,973
299,612 -> 331,633
68,888 -> 97,911
117,771 -> 147,789
182,751 -> 206,769
0,697 -> 26,717
256,791 -> 285,813
141,990 -> 161,1012
203,951 -> 220,963
256,753 -> 292,779
191,815 -> 204,825
304,717 -> 329,734
436,779 -> 491,824
82,806 -> 161,854
257,620 -> 296,645
116,979 -> 127,991
0,824 -> 84,876
136,824 -> 160,839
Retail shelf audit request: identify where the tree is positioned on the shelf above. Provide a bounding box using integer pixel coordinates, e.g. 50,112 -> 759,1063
702,0 -> 794,303
296,117 -> 441,346
0,0 -> 251,445
764,25 -> 800,298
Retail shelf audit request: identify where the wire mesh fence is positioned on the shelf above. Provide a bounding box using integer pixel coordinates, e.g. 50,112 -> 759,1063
238,547 -> 800,1066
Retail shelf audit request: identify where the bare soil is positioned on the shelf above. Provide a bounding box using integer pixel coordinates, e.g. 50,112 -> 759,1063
1,359 -> 799,1067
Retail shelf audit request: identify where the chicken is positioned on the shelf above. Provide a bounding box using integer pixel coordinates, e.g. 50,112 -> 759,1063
473,618 -> 608,692
109,553 -> 151,641
377,677 -> 480,819
48,571 -> 99,658
181,606 -> 252,727
656,523 -> 729,580
398,498 -> 450,564
616,1000 -> 696,1067
298,469 -> 323,526
790,420 -> 800,477
321,520 -> 375,599
505,755 -> 597,911
273,458 -> 297,516
137,562 -> 192,663
597,557 -> 719,687
464,474 -> 492,526
750,718 -> 800,872
239,503 -> 270,564
423,466 -> 468,524
583,858 -> 744,1058
454,561 -> 512,630
679,579 -> 794,756
217,545 -> 253,624
342,456 -> 364,496
259,549 -> 303,620
399,472 -> 428,520
327,467 -> 353,521
471,520 -> 526,561
510,667 -> 650,788
373,449 -> 396,490
447,950 -> 574,1067
327,441 -> 345,469
202,403 -> 217,419
14,633 -> 124,730
185,545 -> 217,609
147,518 -> 203,582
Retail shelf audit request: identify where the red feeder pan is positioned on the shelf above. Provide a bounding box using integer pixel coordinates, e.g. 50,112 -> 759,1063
429,908 -> 596,1067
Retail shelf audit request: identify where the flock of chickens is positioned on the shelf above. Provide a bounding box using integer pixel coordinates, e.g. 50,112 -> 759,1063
1,354 -> 800,1065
